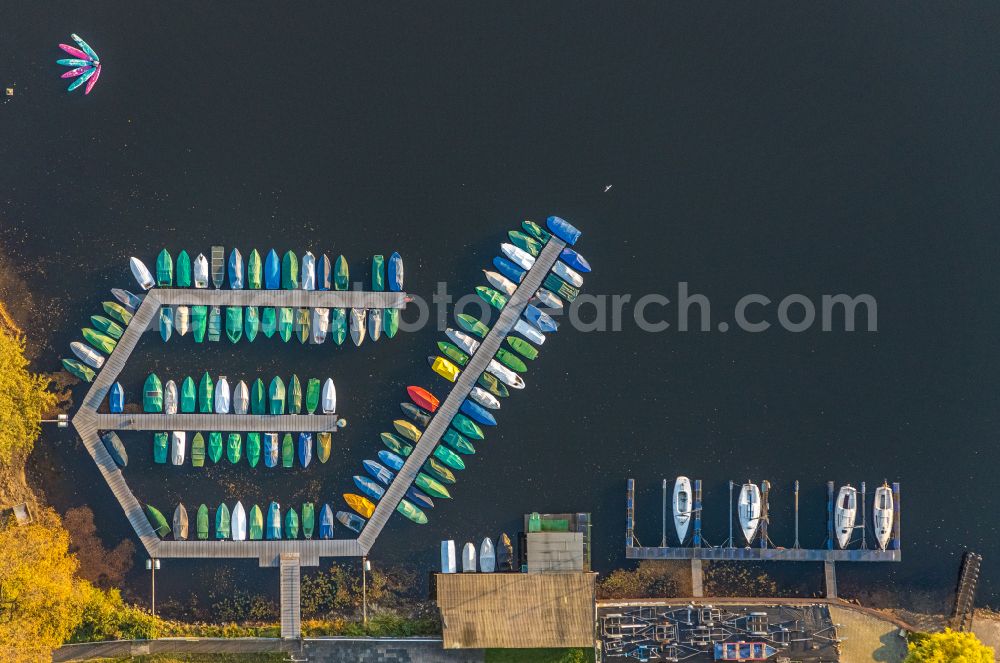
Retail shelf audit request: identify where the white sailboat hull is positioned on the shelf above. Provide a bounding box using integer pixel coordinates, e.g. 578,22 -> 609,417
738,483 -> 761,544
673,476 -> 692,544
873,485 -> 894,550
835,485 -> 858,549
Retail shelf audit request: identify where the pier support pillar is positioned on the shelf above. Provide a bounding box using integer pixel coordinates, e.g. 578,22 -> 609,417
279,553 -> 301,638
824,560 -> 838,599
691,559 -> 704,598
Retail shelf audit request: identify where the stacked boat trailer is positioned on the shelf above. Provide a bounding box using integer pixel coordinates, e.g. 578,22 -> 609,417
625,478 -> 901,599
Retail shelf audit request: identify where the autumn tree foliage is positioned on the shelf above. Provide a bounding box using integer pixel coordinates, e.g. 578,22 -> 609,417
0,327 -> 55,464
906,629 -> 994,663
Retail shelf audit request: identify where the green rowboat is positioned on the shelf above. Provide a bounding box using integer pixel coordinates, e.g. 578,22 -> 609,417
425,457 -> 456,484
288,374 -> 302,414
249,505 -> 263,540
82,327 -> 117,354
334,255 -> 349,290
196,504 -> 209,539
191,305 -> 208,342
478,372 -> 510,398
146,504 -> 170,537
317,432 -> 332,463
302,503 -> 315,539
495,348 -> 527,373
522,219 -> 552,242
457,313 -> 489,338
62,358 -> 94,382
437,341 -> 469,366
207,432 -> 223,463
285,508 -> 299,539
476,286 -> 508,310
381,432 -> 413,457
207,306 -> 222,342
143,373 -> 163,412
216,503 -> 231,539
225,306 -> 243,343
181,376 -> 196,412
508,230 -> 543,257
544,273 -> 579,302
296,308 -> 310,344
372,254 -> 385,291
245,306 -> 259,341
396,499 -> 428,525
176,250 -> 192,288
199,372 -> 214,413
434,444 -> 466,470
191,432 -> 205,467
443,428 -> 476,455
331,308 -> 347,345
90,315 -> 124,339
383,308 -> 399,339
306,378 -> 321,414
247,249 -> 262,289
153,432 -> 168,464
269,377 -> 285,414
261,307 -> 277,338
452,413 -> 484,440
416,472 -> 452,499
282,250 -> 299,289
251,378 -> 266,414
227,433 -> 242,464
507,336 -> 538,360
278,307 -> 293,342
102,301 -> 133,326
281,434 -> 294,468
246,432 -> 261,468
156,249 -> 173,287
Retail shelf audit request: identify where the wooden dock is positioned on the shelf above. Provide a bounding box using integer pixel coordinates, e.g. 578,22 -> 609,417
87,413 -> 340,432
358,235 -> 567,551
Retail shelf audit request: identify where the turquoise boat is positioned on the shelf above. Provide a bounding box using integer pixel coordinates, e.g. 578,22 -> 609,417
334,255 -> 349,290
143,373 -> 163,412
285,508 -> 299,539
261,307 -> 276,338
476,286 -> 508,311
225,306 -> 243,343
434,444 -> 466,470
372,255 -> 385,291
207,432 -> 223,463
251,378 -> 266,414
156,249 -> 173,287
442,428 -> 476,455
331,308 -> 347,345
244,306 -> 259,341
199,372 -> 214,413
176,250 -> 192,287
180,376 -> 196,412
266,502 -> 281,540
215,503 -> 231,539
152,432 -> 168,463
191,305 -> 208,342
269,376 -> 285,414
452,413 -> 484,440
282,251 -> 299,289
247,249 -> 262,289
90,315 -> 124,340
278,307 -> 293,342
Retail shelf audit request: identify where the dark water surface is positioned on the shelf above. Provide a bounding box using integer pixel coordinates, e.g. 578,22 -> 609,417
5,4 -> 1000,611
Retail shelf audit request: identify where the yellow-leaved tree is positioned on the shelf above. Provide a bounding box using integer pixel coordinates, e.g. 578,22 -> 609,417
0,326 -> 55,464
906,629 -> 994,663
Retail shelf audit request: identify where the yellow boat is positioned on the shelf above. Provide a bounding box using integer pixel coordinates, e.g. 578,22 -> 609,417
428,355 -> 461,382
344,493 -> 375,519
393,419 -> 422,442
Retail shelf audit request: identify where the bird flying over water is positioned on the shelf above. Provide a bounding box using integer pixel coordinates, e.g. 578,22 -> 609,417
56,34 -> 101,94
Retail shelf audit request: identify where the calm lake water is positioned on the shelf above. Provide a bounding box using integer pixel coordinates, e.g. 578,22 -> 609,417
5,3 -> 1000,611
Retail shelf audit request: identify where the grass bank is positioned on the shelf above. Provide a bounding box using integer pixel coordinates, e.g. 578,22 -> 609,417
486,649 -> 594,663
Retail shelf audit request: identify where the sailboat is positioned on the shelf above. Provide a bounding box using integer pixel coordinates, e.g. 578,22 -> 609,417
835,485 -> 858,549
738,483 -> 761,545
673,476 -> 692,544
873,482 -> 894,551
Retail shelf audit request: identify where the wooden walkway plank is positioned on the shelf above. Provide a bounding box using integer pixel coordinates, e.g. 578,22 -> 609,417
154,289 -> 406,309
92,413 -> 340,432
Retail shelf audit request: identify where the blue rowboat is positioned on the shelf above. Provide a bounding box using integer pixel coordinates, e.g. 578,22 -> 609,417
319,504 -> 335,538
353,475 -> 385,501
493,256 -> 525,283
363,459 -> 395,486
546,215 -> 581,245
523,304 -> 559,333
337,510 -> 365,534
560,247 -> 591,273
109,382 -> 125,413
318,254 -> 332,290
298,432 -> 313,468
460,399 -> 497,426
266,502 -> 281,540
264,433 -> 279,468
228,249 -> 244,289
388,252 -> 404,292
405,486 -> 435,510
378,450 -> 404,471
264,249 -> 280,290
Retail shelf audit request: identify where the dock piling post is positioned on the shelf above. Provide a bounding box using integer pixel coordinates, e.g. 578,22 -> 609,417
626,478 -> 635,549
891,482 -> 901,551
793,480 -> 800,549
826,481 -> 835,550
661,478 -> 667,548
860,481 -> 867,549
693,479 -> 702,548
728,480 -> 734,549
760,480 -> 770,550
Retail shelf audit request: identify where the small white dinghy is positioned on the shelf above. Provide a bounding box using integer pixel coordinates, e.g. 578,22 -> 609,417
170,431 -> 186,466
321,378 -> 337,414
873,482 -> 894,551
487,360 -> 525,389
446,328 -> 480,354
174,305 -> 190,336
164,380 -> 178,415
233,380 -> 249,415
214,376 -> 230,414
441,540 -> 457,573
301,252 -> 316,290
673,476 -> 693,544
552,260 -> 584,288
835,485 -> 858,549
514,319 -> 546,345
479,537 -> 496,573
231,501 -> 247,541
469,386 -> 501,410
368,308 -> 382,341
129,257 -> 155,291
738,482 -> 762,545
462,542 -> 477,572
311,307 -> 329,344
193,253 -> 209,288
501,243 -> 535,270
483,270 -> 517,297
534,288 -> 564,310
70,341 -> 105,369
350,308 -> 366,347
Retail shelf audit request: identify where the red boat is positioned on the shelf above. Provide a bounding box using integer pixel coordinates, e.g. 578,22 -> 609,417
407,385 -> 440,413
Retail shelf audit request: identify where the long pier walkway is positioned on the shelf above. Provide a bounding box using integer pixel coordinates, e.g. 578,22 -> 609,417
358,235 -> 567,550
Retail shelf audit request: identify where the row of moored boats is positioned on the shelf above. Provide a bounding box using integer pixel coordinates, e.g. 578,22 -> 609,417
145,501 -> 358,541
101,430 -> 334,469
63,289 -> 143,382
134,373 -> 336,415
440,535 -> 515,573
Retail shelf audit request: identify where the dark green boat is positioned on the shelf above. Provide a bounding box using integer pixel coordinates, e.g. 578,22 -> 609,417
90,315 -> 124,340
196,504 -> 209,540
191,305 -> 208,342
437,341 -> 469,366
508,230 -> 543,257
334,255 -> 349,290
434,444 -> 466,470
251,378 -> 266,414
306,378 -> 321,414
226,306 -> 243,343
227,433 -> 242,464
269,377 -> 285,414
143,373 -> 163,412
381,432 -> 413,457
396,499 -> 428,525
372,254 -> 385,291
156,249 -> 173,287
207,306 -> 222,342
383,308 -> 399,339
476,286 -> 508,311
245,306 -> 259,342
62,358 -> 95,382
216,503 -> 231,539
416,472 -> 452,499
285,508 -> 300,539
282,250 -> 299,289
152,432 -> 168,464
544,273 -> 579,302
495,348 -> 527,373
249,505 -> 263,540
191,432 -> 205,467
102,301 -> 133,326
452,413 -> 484,440
247,249 -> 262,289
207,432 -> 223,463
281,434 -> 294,468
302,503 -> 315,539
443,428 -> 476,455
146,504 -> 170,537
176,250 -> 192,288
82,327 -> 117,354
278,307 -> 293,342
287,374 -> 302,414
425,457 -> 457,484
331,308 -> 347,345
296,308 -> 310,344
246,432 -> 261,468
457,313 -> 489,339
401,402 -> 433,428
478,372 -> 510,398
522,219 -> 552,242
506,336 -> 538,360
180,376 -> 196,412
199,372 -> 214,413
261,307 -> 277,338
